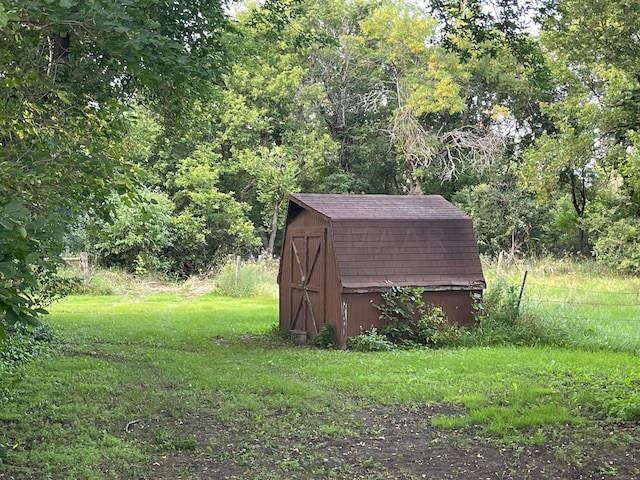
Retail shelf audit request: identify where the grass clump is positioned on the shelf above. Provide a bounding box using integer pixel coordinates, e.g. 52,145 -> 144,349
467,278 -> 571,348
213,256 -> 278,298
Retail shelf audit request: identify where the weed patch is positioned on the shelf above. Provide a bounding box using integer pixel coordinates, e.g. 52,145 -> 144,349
213,256 -> 278,298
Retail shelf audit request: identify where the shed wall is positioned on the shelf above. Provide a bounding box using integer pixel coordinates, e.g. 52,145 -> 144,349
339,290 -> 480,347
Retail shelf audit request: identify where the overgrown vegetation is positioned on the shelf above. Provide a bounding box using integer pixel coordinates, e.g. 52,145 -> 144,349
212,256 -> 278,298
350,285 -> 468,351
0,322 -> 57,465
348,327 -> 395,352
351,280 -> 573,352
466,279 -> 573,348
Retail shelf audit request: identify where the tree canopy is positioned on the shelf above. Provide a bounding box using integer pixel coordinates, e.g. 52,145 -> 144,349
0,0 -> 230,329
3,0 -> 640,329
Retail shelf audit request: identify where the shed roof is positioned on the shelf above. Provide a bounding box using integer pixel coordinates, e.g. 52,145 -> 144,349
287,194 -> 485,291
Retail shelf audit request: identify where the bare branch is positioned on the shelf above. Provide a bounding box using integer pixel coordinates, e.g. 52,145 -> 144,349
436,126 -> 505,181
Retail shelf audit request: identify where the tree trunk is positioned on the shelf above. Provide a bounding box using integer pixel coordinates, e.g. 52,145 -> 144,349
266,198 -> 281,256
409,174 -> 423,195
47,32 -> 70,77
577,226 -> 585,255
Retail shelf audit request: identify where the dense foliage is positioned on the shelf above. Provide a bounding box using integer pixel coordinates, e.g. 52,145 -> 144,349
0,0 -> 231,328
3,0 -> 640,328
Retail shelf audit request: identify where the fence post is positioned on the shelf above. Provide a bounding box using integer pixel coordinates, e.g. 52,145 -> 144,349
517,264 -> 529,313
79,251 -> 89,285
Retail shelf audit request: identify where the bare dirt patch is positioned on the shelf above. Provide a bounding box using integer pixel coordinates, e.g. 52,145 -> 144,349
126,403 -> 640,480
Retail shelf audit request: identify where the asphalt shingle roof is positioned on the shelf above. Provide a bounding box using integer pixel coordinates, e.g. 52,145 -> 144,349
289,194 -> 485,290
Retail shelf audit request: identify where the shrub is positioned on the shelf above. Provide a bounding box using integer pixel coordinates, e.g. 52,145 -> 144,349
592,218 -> 640,274
416,304 -> 468,347
376,286 -> 426,345
93,190 -> 175,275
348,327 -> 395,352
374,285 -> 467,348
314,323 -> 334,349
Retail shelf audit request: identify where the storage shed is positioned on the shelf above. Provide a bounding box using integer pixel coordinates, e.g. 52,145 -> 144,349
278,193 -> 485,348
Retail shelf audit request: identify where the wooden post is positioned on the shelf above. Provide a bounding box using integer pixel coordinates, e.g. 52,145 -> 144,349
79,251 -> 89,284
235,255 -> 241,286
340,301 -> 348,349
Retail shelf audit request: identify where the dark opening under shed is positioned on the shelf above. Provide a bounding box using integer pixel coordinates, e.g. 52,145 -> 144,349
278,193 -> 485,348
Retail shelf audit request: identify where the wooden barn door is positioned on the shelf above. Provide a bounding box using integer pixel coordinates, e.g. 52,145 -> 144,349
289,230 -> 325,336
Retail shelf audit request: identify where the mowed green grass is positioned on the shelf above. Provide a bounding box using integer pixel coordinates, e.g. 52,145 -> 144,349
1,269 -> 639,479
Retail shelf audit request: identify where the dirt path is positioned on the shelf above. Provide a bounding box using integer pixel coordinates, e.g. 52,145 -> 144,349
129,404 -> 640,479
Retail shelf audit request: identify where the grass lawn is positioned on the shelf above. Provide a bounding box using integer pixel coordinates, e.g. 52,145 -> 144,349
1,265 -> 640,479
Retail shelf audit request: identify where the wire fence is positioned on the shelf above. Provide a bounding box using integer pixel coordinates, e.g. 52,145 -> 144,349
519,279 -> 640,349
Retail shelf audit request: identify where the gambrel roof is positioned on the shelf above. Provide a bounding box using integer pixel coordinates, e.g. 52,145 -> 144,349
287,193 -> 485,291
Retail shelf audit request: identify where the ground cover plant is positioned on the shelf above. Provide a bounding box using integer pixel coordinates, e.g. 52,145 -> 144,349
1,260 -> 640,479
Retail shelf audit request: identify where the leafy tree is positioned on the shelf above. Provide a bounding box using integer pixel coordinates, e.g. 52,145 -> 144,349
454,177 -> 549,258
519,104 -> 599,254
168,147 -> 261,265
206,3 -> 337,253
544,0 -> 640,81
299,0 -> 509,195
360,1 -> 467,192
519,2 -> 640,254
236,146 -> 300,255
540,0 -> 640,216
301,0 -> 401,193
0,0 -> 231,327
93,191 -> 175,275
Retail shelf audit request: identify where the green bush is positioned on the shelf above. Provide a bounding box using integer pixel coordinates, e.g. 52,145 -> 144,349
374,285 -> 467,348
377,286 -> 426,345
348,327 -> 395,352
416,304 -> 468,347
314,323 -> 334,348
95,190 -> 176,275
592,217 -> 640,274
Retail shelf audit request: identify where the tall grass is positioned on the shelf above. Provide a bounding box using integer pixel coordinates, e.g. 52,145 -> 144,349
212,256 -> 279,298
483,256 -> 640,353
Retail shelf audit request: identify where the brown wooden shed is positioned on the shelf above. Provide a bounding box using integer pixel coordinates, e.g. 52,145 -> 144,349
278,193 -> 485,348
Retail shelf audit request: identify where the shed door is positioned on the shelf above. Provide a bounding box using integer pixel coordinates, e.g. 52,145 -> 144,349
289,230 -> 325,335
